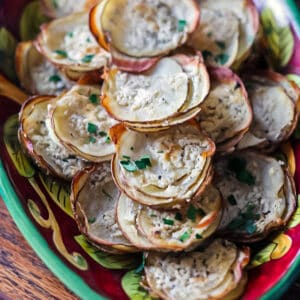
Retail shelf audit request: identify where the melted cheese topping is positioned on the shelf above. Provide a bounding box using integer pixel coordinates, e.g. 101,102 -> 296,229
215,153 -> 286,234
117,124 -> 213,199
145,240 -> 238,300
101,0 -> 197,57
104,58 -> 188,122
198,79 -> 251,144
189,9 -> 239,67
52,85 -> 118,159
23,98 -> 89,180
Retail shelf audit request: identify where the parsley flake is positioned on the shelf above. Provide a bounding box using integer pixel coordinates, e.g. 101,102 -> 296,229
120,160 -> 137,172
82,54 -> 95,63
215,53 -> 229,65
49,74 -> 61,83
89,94 -> 98,104
195,233 -> 202,239
175,212 -> 183,221
99,131 -> 107,137
67,31 -> 73,38
179,231 -> 191,242
88,217 -> 96,224
216,41 -> 226,50
227,195 -> 237,206
202,50 -> 212,60
89,136 -> 96,144
87,122 -> 98,134
228,157 -> 255,186
122,155 -> 131,160
54,49 -> 68,58
163,218 -> 174,226
105,136 -> 111,144
135,155 -> 151,170
187,204 -> 197,222
178,19 -> 187,32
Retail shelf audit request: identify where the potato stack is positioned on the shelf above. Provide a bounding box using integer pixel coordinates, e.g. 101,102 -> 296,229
16,0 -> 299,299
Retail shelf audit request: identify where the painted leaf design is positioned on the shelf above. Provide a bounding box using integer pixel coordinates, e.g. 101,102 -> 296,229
20,1 -> 49,41
38,172 -> 73,218
0,27 -> 18,82
250,233 -> 292,268
74,235 -> 141,270
261,8 -> 294,68
122,270 -> 158,300
288,195 -> 300,228
3,115 -> 35,178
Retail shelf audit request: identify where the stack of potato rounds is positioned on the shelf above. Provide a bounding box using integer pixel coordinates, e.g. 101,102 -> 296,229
16,1 -> 299,299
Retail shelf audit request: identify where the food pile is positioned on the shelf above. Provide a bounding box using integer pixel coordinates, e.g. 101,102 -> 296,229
16,0 -> 299,299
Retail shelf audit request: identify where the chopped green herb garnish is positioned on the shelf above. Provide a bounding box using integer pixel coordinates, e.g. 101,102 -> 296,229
99,131 -> 107,137
195,233 -> 202,239
87,122 -> 98,134
122,155 -> 131,160
227,195 -> 237,206
228,157 -> 255,186
163,218 -> 174,226
88,217 -> 96,224
202,50 -> 212,60
89,94 -> 98,104
150,214 -> 157,218
49,74 -> 61,83
86,37 -> 92,43
135,254 -> 145,274
179,231 -> 191,242
178,19 -> 187,32
82,54 -> 95,63
207,32 -> 212,37
157,150 -> 164,153
175,212 -> 183,221
215,53 -> 229,65
105,136 -> 111,144
130,146 -> 134,151
134,155 -> 152,170
245,220 -> 256,234
120,160 -> 137,172
89,136 -> 96,144
102,189 -> 113,199
54,49 -> 68,58
67,31 -> 73,37
216,41 -> 226,50
187,204 -> 197,222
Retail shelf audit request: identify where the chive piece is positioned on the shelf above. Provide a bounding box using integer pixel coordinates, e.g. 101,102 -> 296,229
202,50 -> 212,60
122,155 -> 131,160
89,136 -> 96,144
102,189 -> 112,199
87,122 -> 98,134
67,31 -> 73,37
88,217 -> 96,224
227,195 -> 237,206
130,146 -> 134,151
216,41 -> 226,50
157,150 -> 164,153
163,218 -> 174,226
178,19 -> 187,32
82,54 -> 95,63
134,155 -> 151,170
54,49 -> 68,58
86,37 -> 92,43
245,220 -> 256,234
195,233 -> 202,239
228,157 -> 255,186
215,53 -> 229,65
237,170 -> 255,186
49,74 -> 61,83
179,231 -> 190,242
187,204 -> 197,222
120,160 -> 137,172
105,136 -> 111,144
99,131 -> 107,137
150,214 -> 157,218
89,94 -> 98,104
175,212 -> 183,221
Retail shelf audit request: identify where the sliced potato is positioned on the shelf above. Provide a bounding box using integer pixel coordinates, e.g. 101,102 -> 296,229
111,122 -> 215,207
190,0 -> 259,67
214,151 -> 296,242
15,41 -> 72,95
19,95 -> 90,180
102,54 -> 209,129
41,0 -> 99,18
51,84 -> 118,162
137,185 -> 222,251
37,12 -> 110,73
71,163 -> 138,252
144,239 -> 249,300
197,67 -> 252,152
238,71 -> 299,150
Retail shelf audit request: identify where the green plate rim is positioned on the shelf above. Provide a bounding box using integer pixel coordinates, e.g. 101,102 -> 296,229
0,159 -> 107,300
1,0 -> 300,299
